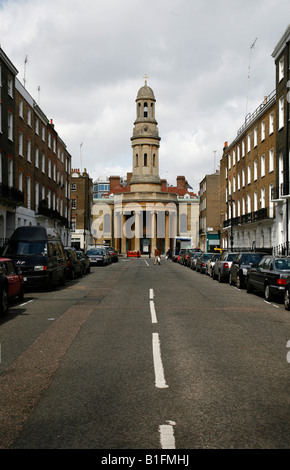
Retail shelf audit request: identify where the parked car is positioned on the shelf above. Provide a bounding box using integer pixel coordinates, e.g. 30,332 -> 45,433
196,253 -> 212,273
229,252 -> 265,289
0,257 -> 24,300
206,253 -> 221,276
190,252 -> 202,270
0,269 -> 9,316
284,277 -> 290,310
64,247 -> 83,279
2,226 -> 67,290
107,246 -> 119,263
247,255 -> 290,301
86,247 -> 111,266
180,248 -> 195,266
213,251 -> 239,282
76,251 -> 91,274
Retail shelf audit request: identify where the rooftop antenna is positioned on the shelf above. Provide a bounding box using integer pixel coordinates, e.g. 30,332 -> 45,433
80,142 -> 83,173
23,55 -> 28,88
246,38 -> 258,117
38,86 -> 41,104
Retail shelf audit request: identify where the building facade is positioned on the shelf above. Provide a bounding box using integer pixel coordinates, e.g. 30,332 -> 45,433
70,168 -> 93,251
92,79 -> 199,255
271,24 -> 290,254
199,171 -> 221,252
0,48 -> 72,249
220,90 -> 276,252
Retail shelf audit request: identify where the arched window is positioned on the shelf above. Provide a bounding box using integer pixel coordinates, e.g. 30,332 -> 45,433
138,103 -> 141,118
144,102 -> 148,118
151,103 -> 154,118
153,154 -> 156,167
144,154 -> 147,166
136,154 -> 139,166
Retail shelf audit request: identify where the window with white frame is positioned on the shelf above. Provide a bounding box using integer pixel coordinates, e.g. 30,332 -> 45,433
27,139 -> 31,162
247,134 -> 251,152
27,176 -> 31,209
279,96 -> 284,129
41,186 -> 45,202
242,197 -> 246,215
261,121 -> 265,141
254,191 -> 258,211
269,184 -> 274,217
27,108 -> 31,126
47,190 -> 51,208
247,194 -> 251,213
228,154 -> 231,170
242,168 -> 245,187
48,133 -> 51,148
53,163 -> 56,181
228,179 -> 231,195
242,140 -> 245,157
254,127 -> 258,147
269,113 -> 274,134
8,111 -> 13,140
237,172 -> 240,190
42,126 -> 45,141
18,171 -> 23,192
237,145 -> 240,162
35,118 -> 39,135
279,57 -> 284,82
35,182 -> 39,211
261,154 -> 265,177
254,160 -> 258,180
48,158 -> 51,178
233,175 -> 236,193
269,148 -> 274,172
19,99 -> 23,118
261,188 -> 265,208
247,165 -> 251,184
41,154 -> 45,173
237,198 -> 240,216
35,147 -> 39,168
7,75 -> 13,97
233,149 -> 236,166
19,132 -> 23,156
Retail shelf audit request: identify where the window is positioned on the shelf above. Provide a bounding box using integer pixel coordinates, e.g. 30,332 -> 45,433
35,182 -> 39,211
42,126 -> 45,141
254,160 -> 258,181
242,140 -> 245,157
41,154 -> 45,173
35,118 -> 39,135
8,158 -> 13,187
144,102 -> 148,118
279,57 -> 284,82
247,165 -> 251,184
27,176 -> 31,209
279,97 -> 284,129
19,99 -> 23,118
48,133 -> 51,148
35,147 -> 39,168
136,154 -> 139,166
144,153 -> 147,166
27,139 -> 31,162
254,191 -> 258,211
53,164 -> 56,181
269,148 -> 274,172
261,154 -> 265,177
228,154 -> 231,170
48,159 -> 51,178
242,168 -> 245,187
242,197 -> 246,215
7,75 -> 13,96
233,175 -> 236,193
261,121 -> 265,141
8,111 -> 13,140
237,172 -> 240,190
254,127 -> 258,147
269,184 -> 274,217
247,194 -> 251,213
237,145 -> 240,162
18,171 -> 23,192
269,113 -> 274,134
27,108 -> 31,127
247,134 -> 251,153
19,132 -> 23,156
261,188 -> 265,209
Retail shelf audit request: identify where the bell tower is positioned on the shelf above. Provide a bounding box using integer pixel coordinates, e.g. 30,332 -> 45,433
130,77 -> 161,190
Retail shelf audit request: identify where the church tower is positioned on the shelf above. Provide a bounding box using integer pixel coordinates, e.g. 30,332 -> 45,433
130,77 -> 161,191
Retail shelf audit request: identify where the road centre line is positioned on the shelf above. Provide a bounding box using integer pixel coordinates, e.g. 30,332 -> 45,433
150,300 -> 158,324
159,421 -> 176,449
19,299 -> 34,307
149,288 -> 154,299
152,332 -> 168,389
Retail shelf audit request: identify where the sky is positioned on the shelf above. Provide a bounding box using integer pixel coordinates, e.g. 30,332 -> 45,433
1,0 -> 289,192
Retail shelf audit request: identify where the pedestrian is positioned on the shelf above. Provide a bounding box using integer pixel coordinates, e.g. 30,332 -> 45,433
166,248 -> 172,260
154,247 -> 160,265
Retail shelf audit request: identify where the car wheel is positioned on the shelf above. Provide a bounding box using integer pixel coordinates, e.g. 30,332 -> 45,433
265,284 -> 272,301
284,288 -> 290,310
0,286 -> 8,316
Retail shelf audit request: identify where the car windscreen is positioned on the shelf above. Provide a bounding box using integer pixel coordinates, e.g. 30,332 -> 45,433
86,250 -> 104,255
274,259 -> 290,270
3,241 -> 47,256
227,253 -> 238,261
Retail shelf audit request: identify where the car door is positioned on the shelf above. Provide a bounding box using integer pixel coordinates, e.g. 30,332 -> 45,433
252,257 -> 270,291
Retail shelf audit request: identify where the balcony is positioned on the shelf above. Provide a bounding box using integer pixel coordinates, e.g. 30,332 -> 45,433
271,182 -> 290,201
37,201 -> 69,227
0,183 -> 24,206
223,207 -> 269,228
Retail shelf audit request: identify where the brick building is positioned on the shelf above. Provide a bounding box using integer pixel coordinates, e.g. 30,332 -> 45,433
220,90 -> 276,251
70,168 -> 93,251
199,171 -> 221,251
271,24 -> 290,253
0,47 -> 72,248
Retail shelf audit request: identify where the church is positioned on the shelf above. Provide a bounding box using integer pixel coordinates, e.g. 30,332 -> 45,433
92,79 -> 199,256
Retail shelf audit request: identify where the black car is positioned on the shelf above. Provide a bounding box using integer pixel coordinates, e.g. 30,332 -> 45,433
229,252 -> 265,289
76,251 -> 91,274
247,255 -> 290,301
64,247 -> 83,279
107,246 -> 118,263
196,253 -> 212,273
284,277 -> 290,310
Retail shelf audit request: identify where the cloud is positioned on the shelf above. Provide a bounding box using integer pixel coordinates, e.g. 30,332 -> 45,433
1,0 -> 289,191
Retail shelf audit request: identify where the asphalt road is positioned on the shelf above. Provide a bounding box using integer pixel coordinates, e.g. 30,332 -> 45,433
1,257 -> 290,451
